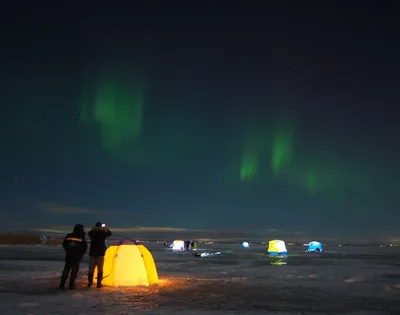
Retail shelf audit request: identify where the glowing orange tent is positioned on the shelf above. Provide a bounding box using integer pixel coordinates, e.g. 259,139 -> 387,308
94,239 -> 158,287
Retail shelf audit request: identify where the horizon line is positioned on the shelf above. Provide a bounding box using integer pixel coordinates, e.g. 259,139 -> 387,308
3,224 -> 400,244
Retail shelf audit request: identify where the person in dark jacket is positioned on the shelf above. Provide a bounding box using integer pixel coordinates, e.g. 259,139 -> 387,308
59,224 -> 87,290
87,222 -> 112,288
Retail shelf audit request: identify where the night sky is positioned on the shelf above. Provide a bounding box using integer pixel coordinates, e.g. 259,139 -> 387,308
2,4 -> 399,239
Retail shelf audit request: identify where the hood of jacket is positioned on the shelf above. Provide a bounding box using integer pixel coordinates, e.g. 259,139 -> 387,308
73,224 -> 85,236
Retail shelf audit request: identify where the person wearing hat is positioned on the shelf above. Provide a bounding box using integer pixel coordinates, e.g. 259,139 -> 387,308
87,222 -> 112,288
59,224 -> 87,289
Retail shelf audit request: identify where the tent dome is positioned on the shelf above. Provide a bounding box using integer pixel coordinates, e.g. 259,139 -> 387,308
170,240 -> 185,251
307,241 -> 323,252
94,241 -> 158,286
267,240 -> 288,255
241,241 -> 250,248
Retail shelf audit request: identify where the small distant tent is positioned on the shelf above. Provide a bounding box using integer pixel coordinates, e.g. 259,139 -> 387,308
189,241 -> 197,250
267,240 -> 288,255
241,241 -> 250,248
307,241 -> 323,252
93,239 -> 158,287
171,240 -> 185,251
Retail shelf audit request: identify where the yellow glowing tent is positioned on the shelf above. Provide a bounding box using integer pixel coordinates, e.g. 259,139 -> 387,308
267,240 -> 288,255
94,239 -> 158,287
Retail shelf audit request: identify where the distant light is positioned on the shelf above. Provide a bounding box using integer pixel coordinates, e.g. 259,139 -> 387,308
101,224 -> 105,227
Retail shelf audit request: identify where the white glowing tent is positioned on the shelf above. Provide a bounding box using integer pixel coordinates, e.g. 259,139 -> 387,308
241,241 -> 250,248
170,240 -> 185,251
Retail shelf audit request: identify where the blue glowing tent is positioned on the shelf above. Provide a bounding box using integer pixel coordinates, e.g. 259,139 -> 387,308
307,241 -> 323,252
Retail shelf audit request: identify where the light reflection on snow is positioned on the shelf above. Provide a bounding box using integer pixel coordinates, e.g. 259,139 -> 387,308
0,243 -> 399,314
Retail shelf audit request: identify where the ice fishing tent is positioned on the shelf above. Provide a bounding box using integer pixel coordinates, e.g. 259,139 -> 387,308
307,241 -> 323,252
189,241 -> 197,250
171,240 -> 185,251
241,241 -> 250,248
267,240 -> 288,255
93,239 -> 158,287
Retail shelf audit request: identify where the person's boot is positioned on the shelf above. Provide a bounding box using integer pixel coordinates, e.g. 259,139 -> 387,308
59,268 -> 69,289
68,278 -> 76,290
87,271 -> 94,288
96,272 -> 103,288
69,268 -> 78,290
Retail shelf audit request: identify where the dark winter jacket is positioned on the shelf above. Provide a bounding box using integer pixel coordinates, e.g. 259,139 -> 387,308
62,224 -> 88,262
88,227 -> 112,256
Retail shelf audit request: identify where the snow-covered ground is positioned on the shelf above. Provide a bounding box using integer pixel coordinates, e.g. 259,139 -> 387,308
0,243 -> 399,314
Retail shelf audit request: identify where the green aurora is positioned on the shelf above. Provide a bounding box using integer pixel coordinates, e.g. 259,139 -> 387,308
80,71 -> 375,205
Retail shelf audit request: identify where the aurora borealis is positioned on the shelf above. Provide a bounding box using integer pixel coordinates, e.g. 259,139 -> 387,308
80,77 -> 375,209
2,4 -> 399,239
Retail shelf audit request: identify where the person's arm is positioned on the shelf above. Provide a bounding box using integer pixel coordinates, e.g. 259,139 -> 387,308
79,239 -> 88,260
82,238 -> 88,254
62,235 -> 68,251
104,228 -> 112,238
